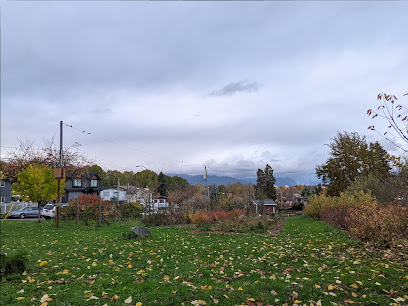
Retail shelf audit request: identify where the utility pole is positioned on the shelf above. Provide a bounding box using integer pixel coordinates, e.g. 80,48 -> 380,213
116,177 -> 120,219
56,121 -> 63,228
204,166 -> 209,210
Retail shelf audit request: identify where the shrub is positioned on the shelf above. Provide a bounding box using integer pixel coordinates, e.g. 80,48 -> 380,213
212,215 -> 278,233
320,208 -> 351,230
117,202 -> 143,220
62,194 -> 114,220
141,212 -> 190,227
0,252 -> 27,278
346,204 -> 408,246
304,191 -> 375,220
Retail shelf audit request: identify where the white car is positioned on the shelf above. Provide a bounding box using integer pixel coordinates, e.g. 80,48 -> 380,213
41,204 -> 56,219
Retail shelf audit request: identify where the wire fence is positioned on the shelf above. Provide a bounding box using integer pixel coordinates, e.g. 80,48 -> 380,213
0,201 -> 38,215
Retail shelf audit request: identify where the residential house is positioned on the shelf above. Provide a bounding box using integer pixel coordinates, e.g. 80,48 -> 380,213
119,185 -> 151,207
152,196 -> 169,213
253,199 -> 277,215
62,173 -> 103,203
100,187 -> 127,204
0,179 -> 12,204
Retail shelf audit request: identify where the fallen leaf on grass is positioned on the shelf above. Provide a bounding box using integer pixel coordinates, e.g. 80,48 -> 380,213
191,300 -> 207,305
16,297 -> 25,300
40,294 -> 53,303
124,296 -> 132,304
210,296 -> 219,304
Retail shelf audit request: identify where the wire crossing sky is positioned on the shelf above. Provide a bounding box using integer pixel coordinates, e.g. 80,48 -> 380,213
1,1 -> 408,184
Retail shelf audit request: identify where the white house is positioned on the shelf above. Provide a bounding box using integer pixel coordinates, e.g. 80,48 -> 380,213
119,185 -> 152,207
100,188 -> 127,203
152,196 -> 169,212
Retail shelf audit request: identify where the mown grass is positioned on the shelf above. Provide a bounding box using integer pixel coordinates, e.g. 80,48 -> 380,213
0,217 -> 407,305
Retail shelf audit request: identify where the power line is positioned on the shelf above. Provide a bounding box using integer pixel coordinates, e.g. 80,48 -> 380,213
63,122 -> 193,166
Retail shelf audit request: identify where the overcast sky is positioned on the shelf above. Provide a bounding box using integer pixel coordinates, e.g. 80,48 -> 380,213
1,1 -> 408,184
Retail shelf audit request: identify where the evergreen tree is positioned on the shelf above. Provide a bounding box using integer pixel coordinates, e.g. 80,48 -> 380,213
256,164 -> 277,200
157,172 -> 168,196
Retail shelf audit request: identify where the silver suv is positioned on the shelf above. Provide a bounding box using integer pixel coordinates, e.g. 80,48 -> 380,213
41,204 -> 56,219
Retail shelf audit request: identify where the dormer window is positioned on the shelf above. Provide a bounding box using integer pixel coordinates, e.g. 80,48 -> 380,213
73,179 -> 82,187
91,179 -> 98,188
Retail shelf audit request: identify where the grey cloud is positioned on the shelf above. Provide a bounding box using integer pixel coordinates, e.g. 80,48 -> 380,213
210,81 -> 259,96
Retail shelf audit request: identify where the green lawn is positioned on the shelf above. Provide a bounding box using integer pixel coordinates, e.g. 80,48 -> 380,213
0,217 -> 407,305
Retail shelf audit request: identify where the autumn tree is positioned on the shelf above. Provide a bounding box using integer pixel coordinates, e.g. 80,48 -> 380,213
12,164 -> 65,222
3,138 -> 93,180
255,164 -> 277,200
316,131 -> 391,196
167,175 -> 189,192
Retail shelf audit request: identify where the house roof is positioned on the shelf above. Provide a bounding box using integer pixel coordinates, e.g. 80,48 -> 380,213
253,199 -> 277,206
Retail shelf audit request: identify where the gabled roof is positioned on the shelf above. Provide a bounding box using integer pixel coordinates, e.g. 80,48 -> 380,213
253,199 -> 277,206
67,172 -> 101,180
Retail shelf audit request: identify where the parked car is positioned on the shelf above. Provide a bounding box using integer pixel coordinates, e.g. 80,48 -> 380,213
41,204 -> 56,219
8,206 -> 40,219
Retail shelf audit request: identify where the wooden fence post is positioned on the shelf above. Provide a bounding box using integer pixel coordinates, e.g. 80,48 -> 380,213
99,196 -> 102,226
76,198 -> 79,224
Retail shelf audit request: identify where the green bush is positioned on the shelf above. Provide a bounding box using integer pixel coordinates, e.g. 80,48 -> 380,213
304,191 -> 375,220
0,252 -> 27,278
117,202 -> 143,220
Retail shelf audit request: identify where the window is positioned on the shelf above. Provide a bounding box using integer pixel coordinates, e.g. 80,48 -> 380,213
73,179 -> 82,187
91,179 -> 98,188
0,181 -> 5,187
0,196 -> 5,203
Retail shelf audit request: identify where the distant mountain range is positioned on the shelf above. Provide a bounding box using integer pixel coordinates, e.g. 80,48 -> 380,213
170,174 -> 298,187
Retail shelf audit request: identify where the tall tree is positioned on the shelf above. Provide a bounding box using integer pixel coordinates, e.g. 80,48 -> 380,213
157,172 -> 168,196
256,164 -> 277,200
12,164 -> 65,222
316,131 -> 391,196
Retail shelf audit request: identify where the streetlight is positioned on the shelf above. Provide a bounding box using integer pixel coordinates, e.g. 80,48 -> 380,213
135,166 -> 151,215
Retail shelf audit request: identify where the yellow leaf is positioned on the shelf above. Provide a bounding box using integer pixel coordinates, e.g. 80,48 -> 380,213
124,296 -> 132,304
328,285 -> 334,291
247,298 -> 255,301
16,297 -> 25,300
191,300 -> 207,305
351,284 -> 359,289
352,292 -> 358,297
40,303 -> 48,306
136,303 -> 143,306
61,269 -> 69,274
294,300 -> 301,304
356,281 -> 363,285
224,295 -> 229,299
314,284 -> 321,288
39,261 -> 48,266
238,287 -> 243,291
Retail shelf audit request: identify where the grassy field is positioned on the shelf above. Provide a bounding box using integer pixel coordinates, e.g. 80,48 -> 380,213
1,217 -> 407,305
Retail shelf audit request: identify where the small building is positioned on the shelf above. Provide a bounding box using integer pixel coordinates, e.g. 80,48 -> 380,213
152,196 -> 169,212
119,185 -> 152,207
63,173 -> 103,203
100,187 -> 127,204
0,179 -> 12,204
253,199 -> 277,215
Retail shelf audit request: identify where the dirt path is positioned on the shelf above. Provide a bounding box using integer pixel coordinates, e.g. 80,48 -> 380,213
187,218 -> 288,236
